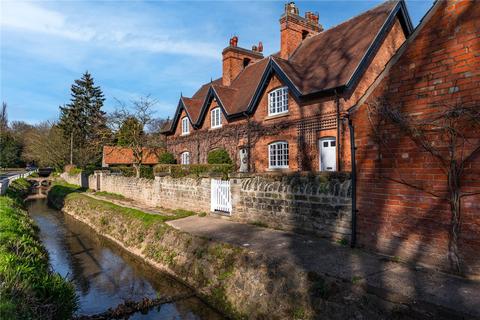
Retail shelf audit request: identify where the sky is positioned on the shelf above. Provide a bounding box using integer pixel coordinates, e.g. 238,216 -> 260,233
1,0 -> 434,124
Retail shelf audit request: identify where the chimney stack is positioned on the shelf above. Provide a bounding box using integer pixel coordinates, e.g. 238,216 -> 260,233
280,2 -> 323,60
222,36 -> 263,86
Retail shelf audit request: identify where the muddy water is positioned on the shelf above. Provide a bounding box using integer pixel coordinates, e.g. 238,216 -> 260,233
27,199 -> 224,319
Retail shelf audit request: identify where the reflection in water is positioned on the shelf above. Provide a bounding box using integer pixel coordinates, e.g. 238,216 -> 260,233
27,199 -> 223,319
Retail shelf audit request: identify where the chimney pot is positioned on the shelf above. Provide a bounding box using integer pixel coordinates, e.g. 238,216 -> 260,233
258,41 -> 263,53
252,45 -> 258,51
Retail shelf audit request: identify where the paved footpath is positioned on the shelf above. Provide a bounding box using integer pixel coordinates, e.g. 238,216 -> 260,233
168,215 -> 480,319
86,193 -> 480,319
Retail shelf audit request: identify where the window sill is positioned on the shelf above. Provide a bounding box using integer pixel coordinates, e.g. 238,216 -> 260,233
267,167 -> 290,172
181,133 -> 190,136
265,112 -> 289,121
209,126 -> 223,131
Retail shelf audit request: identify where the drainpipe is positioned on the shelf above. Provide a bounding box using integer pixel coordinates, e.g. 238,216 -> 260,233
334,90 -> 341,171
348,115 -> 357,248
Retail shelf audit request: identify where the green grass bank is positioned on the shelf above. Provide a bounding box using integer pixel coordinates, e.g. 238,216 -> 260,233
0,179 -> 77,320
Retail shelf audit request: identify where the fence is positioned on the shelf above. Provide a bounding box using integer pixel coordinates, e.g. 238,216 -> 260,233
0,170 -> 38,195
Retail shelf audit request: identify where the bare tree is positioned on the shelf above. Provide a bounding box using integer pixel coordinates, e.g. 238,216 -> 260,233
22,122 -> 70,169
109,95 -> 162,178
366,96 -> 480,273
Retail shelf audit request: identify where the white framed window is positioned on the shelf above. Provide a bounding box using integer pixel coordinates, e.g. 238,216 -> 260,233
180,152 -> 190,165
181,117 -> 190,135
211,107 -> 222,128
268,141 -> 289,169
268,87 -> 289,116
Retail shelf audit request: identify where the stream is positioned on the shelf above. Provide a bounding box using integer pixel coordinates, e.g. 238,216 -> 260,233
27,199 -> 224,319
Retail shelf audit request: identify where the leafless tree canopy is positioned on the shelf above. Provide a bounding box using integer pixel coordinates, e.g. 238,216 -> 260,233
109,95 -> 164,177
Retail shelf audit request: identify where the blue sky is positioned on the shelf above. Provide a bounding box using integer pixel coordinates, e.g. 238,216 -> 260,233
1,0 -> 434,124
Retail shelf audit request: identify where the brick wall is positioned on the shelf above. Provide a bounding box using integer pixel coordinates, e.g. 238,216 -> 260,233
351,0 -> 480,275
233,173 -> 352,240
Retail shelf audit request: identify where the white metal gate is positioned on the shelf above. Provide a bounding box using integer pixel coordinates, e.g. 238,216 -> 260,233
211,179 -> 232,214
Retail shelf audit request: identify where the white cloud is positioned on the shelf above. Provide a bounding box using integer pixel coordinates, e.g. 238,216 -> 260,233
1,1 -> 95,41
1,1 -> 219,58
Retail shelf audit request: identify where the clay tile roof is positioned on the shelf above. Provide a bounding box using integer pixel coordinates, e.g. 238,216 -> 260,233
181,97 -> 204,123
211,85 -> 238,114
164,0 -> 410,134
227,58 -> 269,114
279,0 -> 399,94
102,146 -> 162,165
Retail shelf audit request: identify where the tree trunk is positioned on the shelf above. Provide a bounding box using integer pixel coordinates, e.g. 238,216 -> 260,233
448,165 -> 462,274
134,164 -> 141,178
70,132 -> 74,165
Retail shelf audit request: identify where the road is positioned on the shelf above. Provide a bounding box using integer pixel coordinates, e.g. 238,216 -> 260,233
0,170 -> 26,180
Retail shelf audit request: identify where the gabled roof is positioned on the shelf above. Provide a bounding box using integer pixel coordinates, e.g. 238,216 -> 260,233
163,0 -> 413,134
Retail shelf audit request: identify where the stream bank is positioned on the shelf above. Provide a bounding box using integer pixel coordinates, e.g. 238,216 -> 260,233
48,181 -> 428,320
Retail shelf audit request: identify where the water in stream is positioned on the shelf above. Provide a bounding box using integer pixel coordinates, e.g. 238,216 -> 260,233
27,199 -> 224,319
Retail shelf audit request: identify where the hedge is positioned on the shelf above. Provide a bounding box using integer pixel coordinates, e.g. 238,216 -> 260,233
154,164 -> 233,179
109,165 -> 154,179
207,149 -> 232,164
158,152 -> 176,164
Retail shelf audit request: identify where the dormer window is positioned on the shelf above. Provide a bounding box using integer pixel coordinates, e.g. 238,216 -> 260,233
181,117 -> 190,135
268,87 -> 289,116
211,107 -> 222,129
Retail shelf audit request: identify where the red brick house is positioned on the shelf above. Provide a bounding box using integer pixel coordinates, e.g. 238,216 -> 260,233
161,1 -> 413,172
349,0 -> 480,275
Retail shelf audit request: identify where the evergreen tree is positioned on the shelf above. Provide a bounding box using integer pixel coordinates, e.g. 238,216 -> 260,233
58,71 -> 108,166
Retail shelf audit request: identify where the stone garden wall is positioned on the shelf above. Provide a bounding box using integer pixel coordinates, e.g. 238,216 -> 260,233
233,173 -> 352,240
156,176 -> 211,213
98,173 -> 157,207
64,171 -> 352,240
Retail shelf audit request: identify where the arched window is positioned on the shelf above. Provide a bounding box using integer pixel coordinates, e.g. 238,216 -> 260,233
268,87 -> 288,116
211,107 -> 222,128
181,117 -> 190,135
180,152 -> 190,165
268,141 -> 289,169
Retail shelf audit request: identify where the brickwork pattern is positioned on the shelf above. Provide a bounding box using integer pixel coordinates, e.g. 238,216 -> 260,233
352,0 -> 480,275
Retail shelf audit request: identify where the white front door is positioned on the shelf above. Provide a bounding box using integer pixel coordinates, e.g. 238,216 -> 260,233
319,138 -> 336,171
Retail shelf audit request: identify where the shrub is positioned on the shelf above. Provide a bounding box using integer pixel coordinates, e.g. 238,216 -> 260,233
207,149 -> 232,165
158,152 -> 176,164
154,164 -> 233,179
110,166 -> 154,179
67,166 -> 82,176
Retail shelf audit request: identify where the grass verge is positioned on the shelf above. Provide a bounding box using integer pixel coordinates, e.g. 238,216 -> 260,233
93,191 -> 127,200
0,179 -> 78,319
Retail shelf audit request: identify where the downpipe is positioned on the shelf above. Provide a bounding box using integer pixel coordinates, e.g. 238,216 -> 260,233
348,116 -> 357,248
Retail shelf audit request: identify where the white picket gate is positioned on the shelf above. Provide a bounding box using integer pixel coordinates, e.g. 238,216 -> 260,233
211,179 -> 232,214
